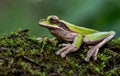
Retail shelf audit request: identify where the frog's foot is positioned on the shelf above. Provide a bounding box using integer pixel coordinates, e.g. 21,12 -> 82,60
85,46 -> 99,62
85,31 -> 116,62
55,44 -> 77,58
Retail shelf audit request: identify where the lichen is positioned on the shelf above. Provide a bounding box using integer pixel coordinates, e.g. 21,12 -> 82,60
0,29 -> 120,76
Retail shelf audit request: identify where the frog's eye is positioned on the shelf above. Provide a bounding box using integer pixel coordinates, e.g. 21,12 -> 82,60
50,17 -> 55,22
48,16 -> 59,24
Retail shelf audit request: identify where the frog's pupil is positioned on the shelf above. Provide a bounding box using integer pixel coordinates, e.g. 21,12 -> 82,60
50,18 -> 54,21
49,17 -> 56,24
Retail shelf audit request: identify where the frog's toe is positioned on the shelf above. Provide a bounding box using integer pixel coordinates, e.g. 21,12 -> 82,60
85,58 -> 90,62
55,45 -> 69,55
58,43 -> 71,47
60,48 -> 72,58
93,56 -> 97,61
85,48 -> 95,62
61,46 -> 78,58
55,51 -> 61,55
85,47 -> 99,62
93,48 -> 99,61
60,48 -> 71,58
60,53 -> 67,58
56,44 -> 78,58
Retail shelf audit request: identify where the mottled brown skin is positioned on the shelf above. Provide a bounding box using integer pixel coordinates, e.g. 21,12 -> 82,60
49,27 -> 77,41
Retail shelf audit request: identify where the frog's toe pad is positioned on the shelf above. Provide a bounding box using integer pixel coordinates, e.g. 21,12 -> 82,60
60,53 -> 66,58
85,56 -> 97,62
55,51 -> 60,55
85,58 -> 90,62
93,56 -> 97,61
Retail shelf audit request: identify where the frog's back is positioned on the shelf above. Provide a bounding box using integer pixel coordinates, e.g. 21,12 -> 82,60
60,20 -> 98,36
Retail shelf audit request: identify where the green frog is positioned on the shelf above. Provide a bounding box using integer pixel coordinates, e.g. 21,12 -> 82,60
38,15 -> 116,62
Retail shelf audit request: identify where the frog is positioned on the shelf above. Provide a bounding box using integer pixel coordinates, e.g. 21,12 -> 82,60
38,15 -> 116,62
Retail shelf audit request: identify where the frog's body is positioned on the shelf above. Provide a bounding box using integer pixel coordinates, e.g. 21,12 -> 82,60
60,20 -> 98,36
39,15 -> 116,62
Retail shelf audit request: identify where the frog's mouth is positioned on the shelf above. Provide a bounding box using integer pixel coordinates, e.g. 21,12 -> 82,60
39,19 -> 59,29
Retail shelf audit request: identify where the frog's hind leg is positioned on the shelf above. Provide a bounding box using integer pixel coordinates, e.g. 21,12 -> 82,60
84,31 -> 116,62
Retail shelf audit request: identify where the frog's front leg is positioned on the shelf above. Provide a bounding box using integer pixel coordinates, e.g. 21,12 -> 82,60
55,34 -> 82,58
83,31 -> 116,62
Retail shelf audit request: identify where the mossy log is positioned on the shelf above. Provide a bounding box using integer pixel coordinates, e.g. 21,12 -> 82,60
0,29 -> 120,76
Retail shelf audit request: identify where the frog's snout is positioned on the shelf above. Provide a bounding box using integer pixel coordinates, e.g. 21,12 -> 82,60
39,19 -> 45,25
39,19 -> 45,22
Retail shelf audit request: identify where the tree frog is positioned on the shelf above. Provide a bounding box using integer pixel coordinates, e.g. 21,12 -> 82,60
39,15 -> 116,62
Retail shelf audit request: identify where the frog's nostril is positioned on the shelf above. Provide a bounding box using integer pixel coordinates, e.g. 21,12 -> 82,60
39,19 -> 46,25
40,19 -> 45,22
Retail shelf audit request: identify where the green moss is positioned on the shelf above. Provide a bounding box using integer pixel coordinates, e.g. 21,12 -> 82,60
0,29 -> 120,76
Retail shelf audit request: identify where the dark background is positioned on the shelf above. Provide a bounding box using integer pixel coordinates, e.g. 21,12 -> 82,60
0,0 -> 120,38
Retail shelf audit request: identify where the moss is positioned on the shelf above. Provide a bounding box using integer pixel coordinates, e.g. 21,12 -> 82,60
0,29 -> 120,76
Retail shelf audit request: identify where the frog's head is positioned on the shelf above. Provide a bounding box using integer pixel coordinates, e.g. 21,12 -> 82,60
39,15 -> 59,29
